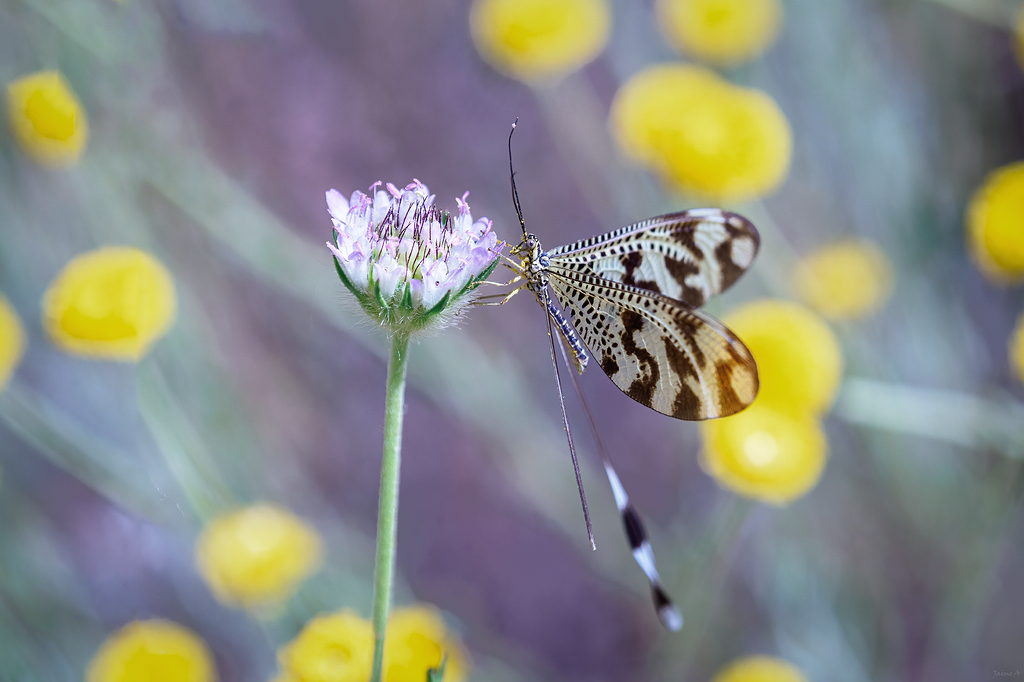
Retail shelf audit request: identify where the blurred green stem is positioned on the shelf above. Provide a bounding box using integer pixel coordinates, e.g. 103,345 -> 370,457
371,332 -> 410,682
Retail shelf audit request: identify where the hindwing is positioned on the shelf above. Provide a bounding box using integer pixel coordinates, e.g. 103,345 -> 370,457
547,209 -> 759,308
546,270 -> 758,420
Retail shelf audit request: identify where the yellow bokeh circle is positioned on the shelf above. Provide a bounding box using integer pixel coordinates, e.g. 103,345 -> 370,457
657,0 -> 782,66
0,295 -> 26,392
1010,310 -> 1024,385
276,610 -> 374,682
87,619 -> 216,682
272,602 -> 464,679
196,504 -> 323,610
610,64 -> 792,201
383,605 -> 469,682
711,655 -> 809,682
723,299 -> 843,416
42,246 -> 176,361
792,239 -> 894,320
470,0 -> 610,83
701,404 -> 827,504
6,70 -> 88,167
966,161 -> 1024,283
275,605 -> 469,682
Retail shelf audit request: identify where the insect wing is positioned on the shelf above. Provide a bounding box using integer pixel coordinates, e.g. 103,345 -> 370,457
546,272 -> 757,420
547,209 -> 759,308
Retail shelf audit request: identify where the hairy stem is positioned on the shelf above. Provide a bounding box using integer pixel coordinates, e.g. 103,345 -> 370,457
371,332 -> 410,682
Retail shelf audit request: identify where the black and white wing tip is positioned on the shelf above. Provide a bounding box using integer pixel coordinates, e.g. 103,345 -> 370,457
653,585 -> 684,632
603,461 -> 683,632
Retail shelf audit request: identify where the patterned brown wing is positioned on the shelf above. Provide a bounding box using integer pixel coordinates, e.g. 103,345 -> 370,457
547,269 -> 758,420
547,209 -> 759,308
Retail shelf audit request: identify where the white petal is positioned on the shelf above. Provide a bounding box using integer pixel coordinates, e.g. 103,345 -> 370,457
326,189 -> 350,220
372,191 -> 393,226
374,256 -> 408,300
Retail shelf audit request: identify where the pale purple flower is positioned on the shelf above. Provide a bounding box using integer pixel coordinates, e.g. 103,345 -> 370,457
326,179 -> 503,334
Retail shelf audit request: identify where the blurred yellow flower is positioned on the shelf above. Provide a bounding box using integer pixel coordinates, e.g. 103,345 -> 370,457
383,605 -> 469,682
275,605 -> 468,682
723,299 -> 843,416
610,64 -> 791,201
711,655 -> 808,682
275,610 -> 374,682
657,0 -> 782,65
792,239 -> 894,320
87,619 -> 216,682
42,247 -> 176,361
967,162 -> 1024,283
6,70 -> 88,167
701,404 -> 827,504
196,503 -> 323,610
0,295 -> 26,392
1010,311 -> 1024,385
469,0 -> 610,83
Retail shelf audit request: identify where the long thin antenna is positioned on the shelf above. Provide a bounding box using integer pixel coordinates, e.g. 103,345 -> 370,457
542,288 -> 596,551
555,337 -> 684,632
508,119 -> 527,239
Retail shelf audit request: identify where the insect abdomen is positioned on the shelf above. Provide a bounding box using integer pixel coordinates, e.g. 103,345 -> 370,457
546,300 -> 589,372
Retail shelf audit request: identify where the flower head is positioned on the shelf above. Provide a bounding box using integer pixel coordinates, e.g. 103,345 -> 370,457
711,656 -> 808,682
0,294 -> 25,393
275,610 -> 374,682
327,180 -> 502,335
701,404 -> 827,504
470,0 -> 610,83
700,300 -> 840,503
42,246 -> 177,361
86,619 -> 216,682
195,503 -> 323,610
6,70 -> 88,167
792,239 -> 894,320
383,605 -> 469,682
274,605 -> 469,682
966,161 -> 1024,284
610,64 -> 792,201
657,0 -> 782,66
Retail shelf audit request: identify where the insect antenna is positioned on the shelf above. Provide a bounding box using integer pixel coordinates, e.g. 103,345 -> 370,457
555,336 -> 684,632
541,287 -> 596,551
508,119 -> 528,241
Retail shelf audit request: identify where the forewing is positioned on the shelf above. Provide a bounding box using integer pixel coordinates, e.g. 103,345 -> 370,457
547,271 -> 758,420
547,209 -> 759,308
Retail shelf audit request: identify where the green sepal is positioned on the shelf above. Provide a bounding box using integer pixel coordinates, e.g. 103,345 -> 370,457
475,256 -> 500,283
372,276 -> 386,310
427,656 -> 448,682
424,290 -> 451,317
400,282 -> 414,310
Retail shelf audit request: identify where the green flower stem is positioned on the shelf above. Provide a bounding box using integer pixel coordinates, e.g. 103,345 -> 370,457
371,331 -> 410,682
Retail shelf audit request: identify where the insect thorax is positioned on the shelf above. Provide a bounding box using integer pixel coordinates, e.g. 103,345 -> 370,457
514,234 -> 590,373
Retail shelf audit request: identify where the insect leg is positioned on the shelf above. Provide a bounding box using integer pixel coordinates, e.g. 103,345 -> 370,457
472,284 -> 527,307
477,272 -> 524,289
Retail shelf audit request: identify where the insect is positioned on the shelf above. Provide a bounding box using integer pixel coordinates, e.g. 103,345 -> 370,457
485,122 -> 760,631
